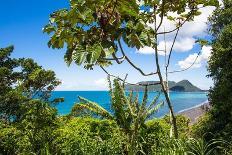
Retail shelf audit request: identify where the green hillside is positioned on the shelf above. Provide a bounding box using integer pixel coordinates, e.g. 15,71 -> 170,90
125,81 -> 176,91
125,80 -> 202,92
170,80 -> 202,92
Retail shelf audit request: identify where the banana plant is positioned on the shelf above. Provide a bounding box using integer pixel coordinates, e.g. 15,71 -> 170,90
71,77 -> 164,154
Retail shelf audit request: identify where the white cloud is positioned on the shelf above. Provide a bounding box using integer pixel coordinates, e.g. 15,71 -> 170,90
179,6 -> 215,37
94,78 -> 108,89
136,46 -> 167,55
55,78 -> 109,90
137,37 -> 195,55
140,5 -> 216,56
137,46 -> 169,55
201,46 -> 212,59
158,37 -> 195,53
137,46 -> 156,54
178,46 -> 212,69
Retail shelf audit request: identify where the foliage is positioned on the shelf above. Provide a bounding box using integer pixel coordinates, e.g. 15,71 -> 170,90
209,0 -> 232,37
0,46 -> 62,122
186,137 -> 227,155
0,100 -> 58,154
193,0 -> 232,145
71,78 -> 164,154
71,96 -> 113,119
163,115 -> 190,138
44,0 -> 219,69
0,46 -> 61,154
51,117 -> 125,155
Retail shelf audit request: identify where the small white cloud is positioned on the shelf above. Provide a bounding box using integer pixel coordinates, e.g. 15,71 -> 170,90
158,37 -> 195,53
172,38 -> 195,52
178,46 -> 212,69
136,46 -> 167,55
94,78 -> 108,89
137,46 -> 155,54
178,53 -> 202,69
56,81 -> 79,90
201,46 -> 212,59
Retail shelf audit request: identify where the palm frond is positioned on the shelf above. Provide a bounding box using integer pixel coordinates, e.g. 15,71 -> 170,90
141,86 -> 148,111
146,101 -> 164,119
71,96 -> 113,119
125,91 -> 136,117
186,137 -> 227,155
147,92 -> 161,111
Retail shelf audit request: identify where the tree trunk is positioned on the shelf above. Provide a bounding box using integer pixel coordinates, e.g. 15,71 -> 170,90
154,37 -> 178,139
159,75 -> 178,138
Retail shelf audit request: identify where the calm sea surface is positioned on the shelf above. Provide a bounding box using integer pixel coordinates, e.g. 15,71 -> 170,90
52,91 -> 208,117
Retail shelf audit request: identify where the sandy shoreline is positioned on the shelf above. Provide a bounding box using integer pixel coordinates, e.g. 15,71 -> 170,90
178,100 -> 210,124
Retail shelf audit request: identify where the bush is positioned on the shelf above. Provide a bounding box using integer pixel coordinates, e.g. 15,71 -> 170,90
0,124 -> 32,154
51,117 -> 125,155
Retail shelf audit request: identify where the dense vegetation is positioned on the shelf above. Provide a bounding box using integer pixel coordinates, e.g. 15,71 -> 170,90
0,46 -> 228,154
1,0 -> 232,154
192,0 -> 232,145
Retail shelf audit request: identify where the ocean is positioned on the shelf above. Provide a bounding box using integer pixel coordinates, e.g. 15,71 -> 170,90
52,91 -> 208,117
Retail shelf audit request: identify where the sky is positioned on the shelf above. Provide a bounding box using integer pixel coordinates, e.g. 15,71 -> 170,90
0,0 -> 217,90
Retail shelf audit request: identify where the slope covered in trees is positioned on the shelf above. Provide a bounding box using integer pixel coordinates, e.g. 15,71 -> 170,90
125,80 -> 202,92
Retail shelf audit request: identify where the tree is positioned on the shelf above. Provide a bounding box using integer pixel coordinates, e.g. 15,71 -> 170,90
0,46 -> 62,122
44,0 -> 219,138
0,46 -> 63,154
206,0 -> 232,140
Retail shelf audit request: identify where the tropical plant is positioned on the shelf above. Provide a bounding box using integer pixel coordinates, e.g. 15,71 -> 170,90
71,78 -> 164,154
147,136 -> 226,155
186,137 -> 227,155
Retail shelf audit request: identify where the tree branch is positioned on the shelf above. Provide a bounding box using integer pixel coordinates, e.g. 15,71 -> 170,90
156,0 -> 165,32
112,53 -> 125,64
118,40 -> 158,76
168,50 -> 201,74
100,66 -> 160,86
157,11 -> 194,35
166,27 -> 180,68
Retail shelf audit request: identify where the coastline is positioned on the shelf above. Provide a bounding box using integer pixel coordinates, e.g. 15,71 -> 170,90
178,100 -> 210,124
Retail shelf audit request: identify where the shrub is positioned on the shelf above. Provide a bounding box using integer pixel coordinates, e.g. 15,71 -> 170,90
51,117 -> 125,155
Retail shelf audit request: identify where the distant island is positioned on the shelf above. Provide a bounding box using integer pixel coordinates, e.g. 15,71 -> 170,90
125,80 -> 204,92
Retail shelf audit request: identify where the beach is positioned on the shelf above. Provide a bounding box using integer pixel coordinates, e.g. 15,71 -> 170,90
178,101 -> 210,124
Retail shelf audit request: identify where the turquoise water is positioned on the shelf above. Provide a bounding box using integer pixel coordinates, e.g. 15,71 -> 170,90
52,91 -> 208,117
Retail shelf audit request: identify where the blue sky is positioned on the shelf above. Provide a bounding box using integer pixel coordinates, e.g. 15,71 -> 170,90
0,0 -> 214,90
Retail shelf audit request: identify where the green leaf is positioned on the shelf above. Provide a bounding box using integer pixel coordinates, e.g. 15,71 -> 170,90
73,47 -> 87,65
103,46 -> 115,57
43,24 -> 55,34
87,43 -> 102,63
195,39 -> 209,47
167,16 -> 176,21
130,33 -> 144,49
64,48 -> 74,66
